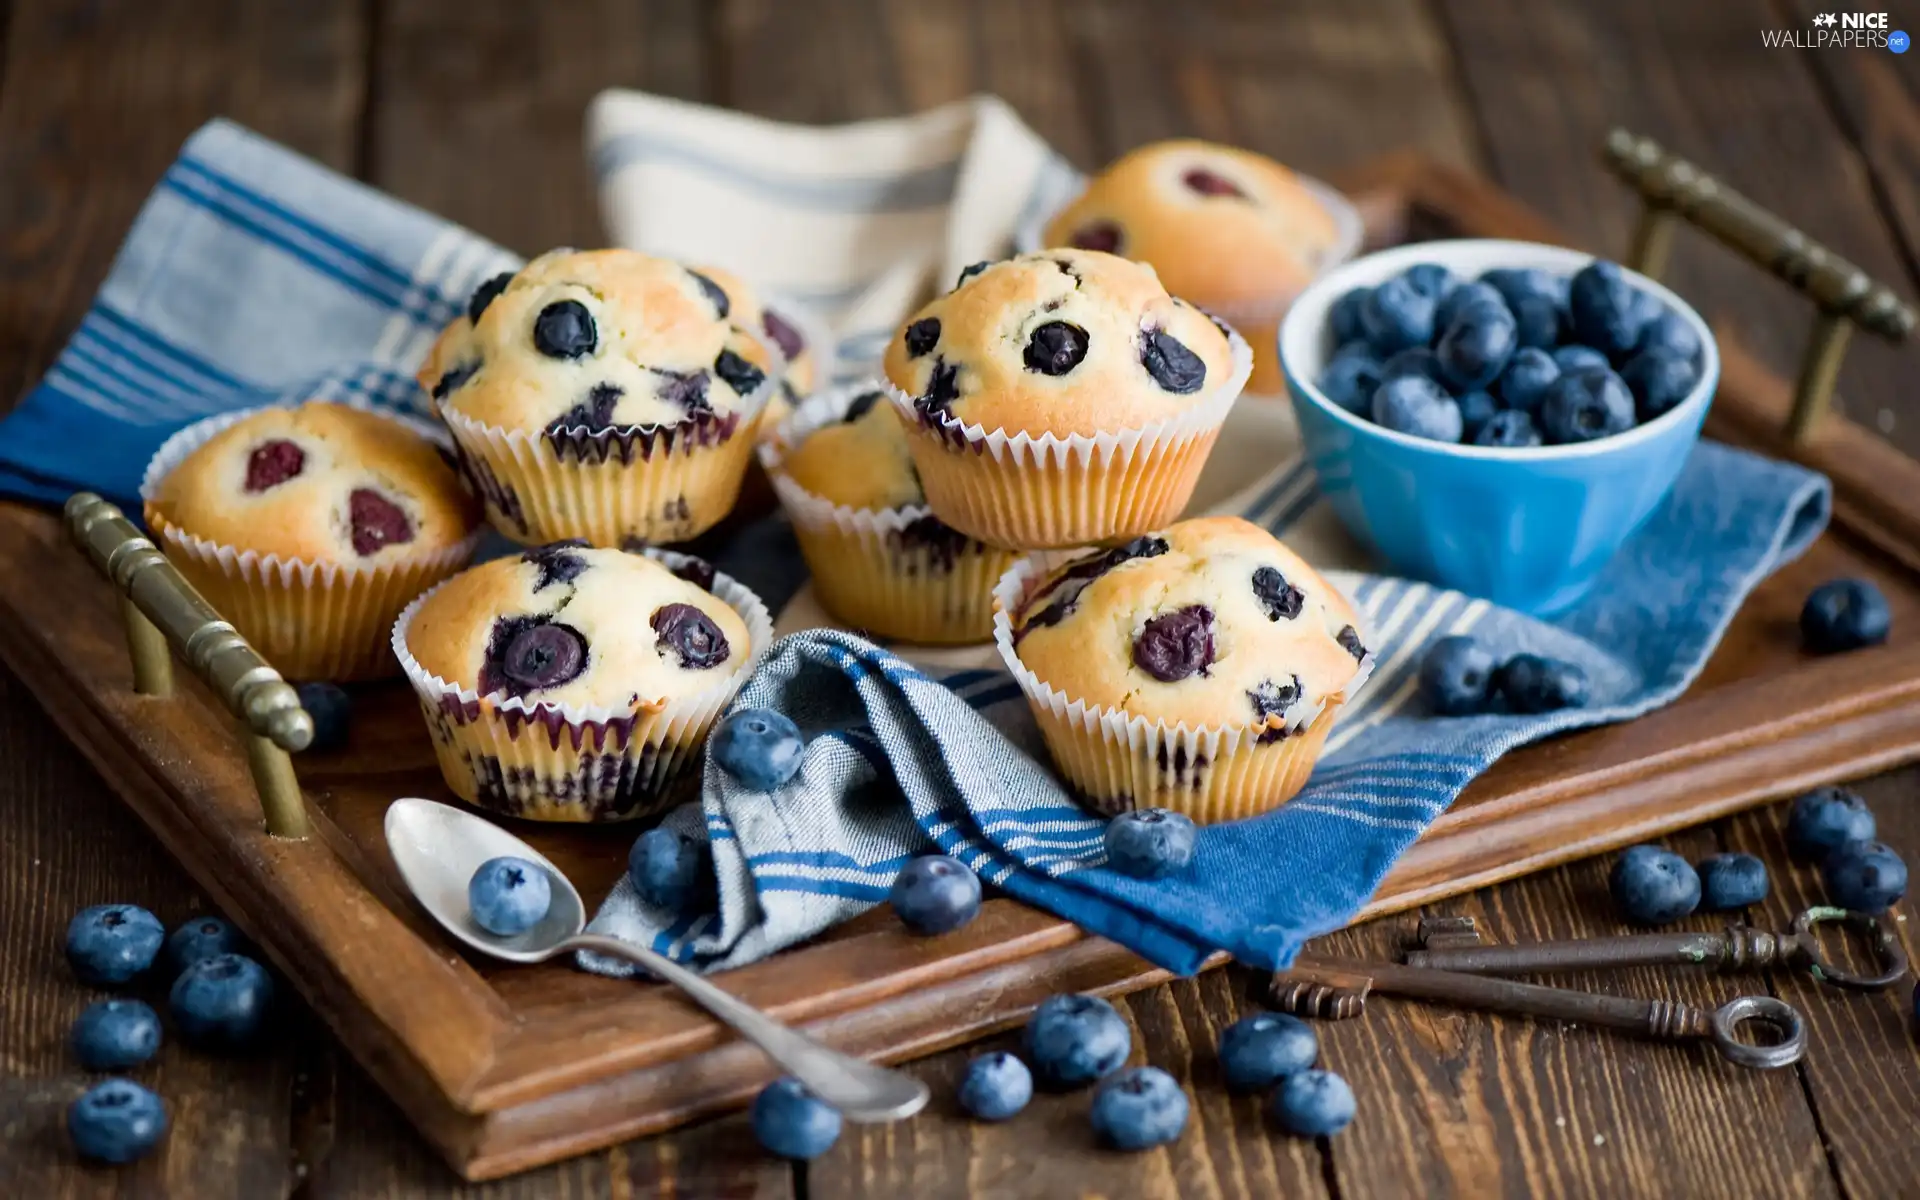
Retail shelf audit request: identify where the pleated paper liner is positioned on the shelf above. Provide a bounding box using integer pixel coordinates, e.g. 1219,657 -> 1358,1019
883,327 -> 1253,551
990,550 -> 1375,824
140,405 -> 483,682
391,549 -> 773,823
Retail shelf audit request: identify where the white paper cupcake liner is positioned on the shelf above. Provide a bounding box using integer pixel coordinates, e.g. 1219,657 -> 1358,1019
140,404 -> 482,681
391,548 -> 773,823
883,326 -> 1254,550
990,550 -> 1375,824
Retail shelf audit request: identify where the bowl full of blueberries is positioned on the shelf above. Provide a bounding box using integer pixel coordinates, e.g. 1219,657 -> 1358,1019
1278,239 -> 1719,614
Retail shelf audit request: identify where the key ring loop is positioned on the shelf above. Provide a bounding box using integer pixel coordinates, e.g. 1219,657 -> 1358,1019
1794,906 -> 1910,991
1710,996 -> 1806,1069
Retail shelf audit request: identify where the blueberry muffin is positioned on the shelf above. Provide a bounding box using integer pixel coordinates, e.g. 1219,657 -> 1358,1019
881,249 -> 1251,549
1041,140 -> 1356,395
420,248 -> 778,548
395,543 -> 769,822
141,402 -> 481,681
762,383 -> 1020,644
691,263 -> 821,434
994,515 -> 1371,823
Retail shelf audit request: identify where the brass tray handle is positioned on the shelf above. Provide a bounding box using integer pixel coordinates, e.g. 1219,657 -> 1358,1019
65,492 -> 313,838
1602,129 -> 1917,443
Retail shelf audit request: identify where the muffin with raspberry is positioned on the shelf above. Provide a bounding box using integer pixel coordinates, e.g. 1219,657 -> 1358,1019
1040,140 -> 1360,395
882,249 -> 1251,550
761,382 -> 1020,644
994,515 -> 1372,823
140,402 -> 481,680
421,248 -> 778,547
395,544 -> 770,821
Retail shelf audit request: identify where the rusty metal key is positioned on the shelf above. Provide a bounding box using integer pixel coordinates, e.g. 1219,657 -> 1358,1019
1271,954 -> 1805,1070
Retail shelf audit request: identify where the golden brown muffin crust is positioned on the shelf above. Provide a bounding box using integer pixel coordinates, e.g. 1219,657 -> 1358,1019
778,389 -> 923,511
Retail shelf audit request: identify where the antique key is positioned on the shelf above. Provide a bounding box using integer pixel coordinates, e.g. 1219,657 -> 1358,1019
1271,953 -> 1805,1070
1402,908 -> 1908,992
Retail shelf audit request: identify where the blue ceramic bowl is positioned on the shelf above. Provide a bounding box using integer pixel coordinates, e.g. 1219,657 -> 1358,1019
1278,239 -> 1719,614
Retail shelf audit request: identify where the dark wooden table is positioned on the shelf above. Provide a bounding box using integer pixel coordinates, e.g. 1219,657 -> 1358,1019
3,1 -> 1919,1195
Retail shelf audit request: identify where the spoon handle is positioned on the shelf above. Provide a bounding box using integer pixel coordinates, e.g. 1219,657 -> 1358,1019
567,933 -> 929,1123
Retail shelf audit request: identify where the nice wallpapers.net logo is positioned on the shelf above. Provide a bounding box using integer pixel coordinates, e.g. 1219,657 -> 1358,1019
1762,11 -> 1909,51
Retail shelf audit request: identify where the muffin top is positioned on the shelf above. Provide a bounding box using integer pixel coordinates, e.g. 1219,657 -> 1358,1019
777,388 -> 923,511
1007,516 -> 1367,731
419,249 -> 777,435
146,402 -> 477,565
694,264 -> 817,395
882,249 -> 1236,437
1042,140 -> 1341,310
404,544 -> 750,711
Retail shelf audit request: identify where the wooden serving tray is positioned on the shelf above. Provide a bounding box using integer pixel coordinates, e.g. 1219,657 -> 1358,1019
8,150 -> 1920,1182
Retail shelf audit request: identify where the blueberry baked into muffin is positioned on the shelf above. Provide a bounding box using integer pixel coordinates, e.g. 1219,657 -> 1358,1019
881,248 -> 1251,550
689,263 -> 821,435
761,382 -> 1020,644
1041,140 -> 1356,395
420,248 -> 778,548
994,515 -> 1371,823
141,402 -> 481,681
394,544 -> 770,822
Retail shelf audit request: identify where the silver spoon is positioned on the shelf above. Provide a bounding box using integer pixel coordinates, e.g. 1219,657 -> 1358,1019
383,797 -> 929,1122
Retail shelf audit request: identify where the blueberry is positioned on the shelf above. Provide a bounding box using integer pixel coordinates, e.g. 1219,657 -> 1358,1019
484,619 -> 587,695
1481,267 -> 1567,310
348,488 -> 413,556
1510,295 -> 1565,350
1103,809 -> 1197,879
468,856 -> 552,936
1800,578 -> 1891,654
905,317 -> 941,358
889,855 -> 982,935
1474,409 -> 1542,448
1270,1068 -> 1356,1137
715,349 -> 766,397
1218,1012 -> 1317,1092
711,707 -> 806,791
751,1077 -> 842,1159
169,953 -> 274,1052
1251,566 -> 1304,621
1495,347 -> 1560,415
1458,390 -> 1499,440
165,915 -> 248,976
1139,329 -> 1208,394
1318,352 -> 1382,415
628,827 -> 713,913
1568,261 -> 1648,361
1493,653 -> 1588,713
1609,845 -> 1701,925
1539,368 -> 1634,444
1551,345 -> 1611,375
1620,351 -> 1700,423
532,299 -> 597,359
650,603 -> 731,669
686,269 -> 730,318
1378,346 -> 1446,386
955,261 -> 992,288
1132,604 -> 1217,682
761,309 -> 805,360
1329,289 -> 1371,345
1418,636 -> 1497,716
1401,263 -> 1458,299
1434,281 -> 1508,333
1822,841 -> 1908,913
1025,321 -> 1090,375
1697,852 -> 1769,911
71,1000 -> 162,1070
1359,275 -> 1437,355
958,1051 -> 1033,1121
1090,1066 -> 1189,1150
295,682 -> 351,753
1635,308 -> 1701,362
68,1079 -> 168,1164
1786,787 -> 1877,861
1437,306 -> 1519,391
1371,376 -> 1463,442
467,271 -> 514,324
245,439 -> 306,491
66,904 -> 164,985
1024,993 -> 1131,1088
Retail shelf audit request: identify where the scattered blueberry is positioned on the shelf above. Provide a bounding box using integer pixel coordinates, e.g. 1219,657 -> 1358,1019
1474,409 -> 1542,448
165,916 -> 247,976
66,904 -> 164,985
1402,263 -> 1458,299
1510,294 -> 1564,350
71,1000 -> 162,1071
889,855 -> 982,935
1540,368 -> 1634,444
1609,845 -> 1701,925
295,682 -> 352,753
711,708 -> 806,791
1372,376 -> 1462,442
532,299 -> 597,359
1318,352 -> 1382,415
1378,346 -> 1446,385
1359,275 -> 1437,355
1458,390 -> 1500,440
1103,809 -> 1197,879
1786,787 -> 1877,861
1801,578 -> 1892,654
1552,344 -> 1611,375
1090,1066 -> 1189,1150
1218,1012 -> 1318,1092
1697,852 -> 1769,911
751,1077 -> 842,1160
1329,289 -> 1370,345
68,1079 -> 168,1164
628,827 -> 713,913
1493,653 -> 1589,713
1434,281 -> 1508,333
1024,993 -> 1131,1089
1822,841 -> 1908,914
1435,307 -> 1518,391
468,857 -> 551,937
1568,261 -> 1648,360
1270,1069 -> 1356,1138
1418,636 -> 1497,716
958,1051 -> 1033,1121
1620,351 -> 1700,423
1635,309 -> 1702,362
169,953 -> 274,1052
1495,347 -> 1560,415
